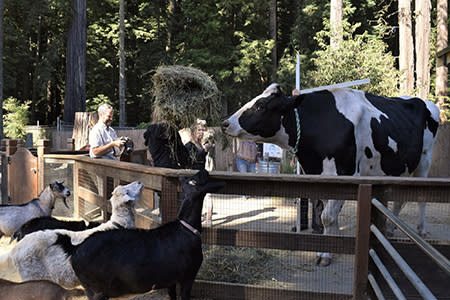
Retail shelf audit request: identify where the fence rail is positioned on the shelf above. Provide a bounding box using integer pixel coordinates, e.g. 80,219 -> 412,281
1,139 -> 450,299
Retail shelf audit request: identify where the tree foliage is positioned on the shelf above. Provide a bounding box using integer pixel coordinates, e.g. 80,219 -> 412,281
1,0 -> 446,126
3,97 -> 30,138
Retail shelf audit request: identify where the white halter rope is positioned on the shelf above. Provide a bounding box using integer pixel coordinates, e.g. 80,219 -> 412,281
290,107 -> 306,175
290,108 -> 301,155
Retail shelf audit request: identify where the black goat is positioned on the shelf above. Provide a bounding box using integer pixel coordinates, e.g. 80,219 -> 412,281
11,216 -> 101,243
56,169 -> 224,300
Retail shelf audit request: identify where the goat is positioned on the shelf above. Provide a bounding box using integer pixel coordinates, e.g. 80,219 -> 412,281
57,169 -> 225,300
0,278 -> 84,300
0,181 -> 144,289
11,216 -> 101,242
0,181 -> 71,238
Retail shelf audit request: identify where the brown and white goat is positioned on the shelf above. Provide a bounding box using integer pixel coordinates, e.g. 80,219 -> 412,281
0,278 -> 84,300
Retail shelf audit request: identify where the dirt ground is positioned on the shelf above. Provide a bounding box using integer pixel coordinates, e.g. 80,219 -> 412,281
0,193 -> 449,299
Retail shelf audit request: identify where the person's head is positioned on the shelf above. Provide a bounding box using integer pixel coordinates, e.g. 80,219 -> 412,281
191,119 -> 207,143
98,104 -> 114,126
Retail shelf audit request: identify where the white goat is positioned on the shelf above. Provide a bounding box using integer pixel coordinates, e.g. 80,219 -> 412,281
0,181 -> 71,237
0,181 -> 144,289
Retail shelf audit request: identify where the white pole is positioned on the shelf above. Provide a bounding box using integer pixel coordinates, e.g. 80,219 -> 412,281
296,54 -> 300,90
298,78 -> 370,94
295,54 -> 301,176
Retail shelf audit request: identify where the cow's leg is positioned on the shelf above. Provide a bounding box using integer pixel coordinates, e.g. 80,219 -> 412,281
203,193 -> 213,227
417,201 -> 427,237
412,164 -> 431,237
311,199 -> 324,234
386,200 -> 405,237
316,199 -> 344,266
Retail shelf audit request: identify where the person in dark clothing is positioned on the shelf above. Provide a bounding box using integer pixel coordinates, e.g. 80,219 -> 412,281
143,123 -> 192,169
184,119 -> 214,170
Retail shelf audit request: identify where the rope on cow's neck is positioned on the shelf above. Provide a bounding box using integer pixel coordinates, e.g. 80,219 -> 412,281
290,107 -> 306,175
290,108 -> 301,155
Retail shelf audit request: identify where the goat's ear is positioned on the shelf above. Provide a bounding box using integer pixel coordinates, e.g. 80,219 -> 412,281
50,182 -> 56,189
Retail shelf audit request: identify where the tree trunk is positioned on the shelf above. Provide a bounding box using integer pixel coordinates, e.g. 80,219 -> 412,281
436,0 -> 448,123
330,0 -> 343,48
415,0 -> 431,101
398,0 -> 414,94
63,0 -> 86,125
270,0 -> 277,82
119,0 -> 126,127
0,0 -> 3,140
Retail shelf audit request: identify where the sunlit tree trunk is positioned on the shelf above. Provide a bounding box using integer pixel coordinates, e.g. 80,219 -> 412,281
0,0 -> 3,140
415,0 -> 431,101
119,0 -> 126,126
436,0 -> 448,122
398,0 -> 414,94
270,0 -> 277,81
330,0 -> 342,48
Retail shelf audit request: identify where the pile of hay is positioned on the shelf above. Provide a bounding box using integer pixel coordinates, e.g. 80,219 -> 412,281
151,65 -> 221,129
197,245 -> 278,284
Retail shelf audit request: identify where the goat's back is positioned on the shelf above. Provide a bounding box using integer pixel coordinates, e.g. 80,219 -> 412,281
12,216 -> 100,242
66,222 -> 202,298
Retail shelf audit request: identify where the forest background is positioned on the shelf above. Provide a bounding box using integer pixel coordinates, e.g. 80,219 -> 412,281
0,0 -> 449,139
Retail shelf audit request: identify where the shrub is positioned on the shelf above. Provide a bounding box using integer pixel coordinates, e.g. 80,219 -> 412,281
3,97 -> 30,139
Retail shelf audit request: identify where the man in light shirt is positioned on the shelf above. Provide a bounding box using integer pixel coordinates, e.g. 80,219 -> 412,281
89,104 -> 125,160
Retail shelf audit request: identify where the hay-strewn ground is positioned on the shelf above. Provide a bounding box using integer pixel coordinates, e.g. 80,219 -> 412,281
0,194 -> 449,299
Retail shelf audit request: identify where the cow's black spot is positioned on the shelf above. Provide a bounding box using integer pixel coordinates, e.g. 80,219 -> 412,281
291,91 -> 357,175
366,94 -> 427,176
364,147 -> 373,159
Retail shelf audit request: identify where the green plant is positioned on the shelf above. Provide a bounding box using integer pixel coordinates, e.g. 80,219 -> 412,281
308,22 -> 401,97
3,97 -> 31,139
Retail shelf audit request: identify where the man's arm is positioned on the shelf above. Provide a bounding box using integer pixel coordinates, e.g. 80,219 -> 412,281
91,140 -> 124,157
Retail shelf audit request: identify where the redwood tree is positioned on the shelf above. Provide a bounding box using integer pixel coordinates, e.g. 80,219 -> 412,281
63,0 -> 86,125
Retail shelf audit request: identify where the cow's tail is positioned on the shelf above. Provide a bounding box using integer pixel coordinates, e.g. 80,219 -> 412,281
54,233 -> 79,257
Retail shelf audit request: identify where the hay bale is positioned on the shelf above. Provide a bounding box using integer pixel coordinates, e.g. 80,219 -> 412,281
152,65 -> 221,129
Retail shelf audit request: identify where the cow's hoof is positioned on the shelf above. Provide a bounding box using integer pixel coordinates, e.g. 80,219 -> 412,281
314,256 -> 322,265
320,257 -> 331,267
417,226 -> 428,238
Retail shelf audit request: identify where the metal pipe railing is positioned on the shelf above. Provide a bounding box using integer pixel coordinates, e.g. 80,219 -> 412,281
371,225 -> 437,300
372,198 -> 450,276
369,249 -> 406,300
368,273 -> 386,300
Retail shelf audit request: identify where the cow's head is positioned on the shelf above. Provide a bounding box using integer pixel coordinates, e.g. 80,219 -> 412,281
222,83 -> 295,148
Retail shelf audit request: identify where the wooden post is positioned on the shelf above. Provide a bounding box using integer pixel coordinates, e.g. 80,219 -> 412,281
5,138 -> 18,156
73,161 -> 80,218
5,139 -> 19,203
353,184 -> 372,300
37,139 -> 51,192
67,138 -> 75,151
160,176 -> 180,224
0,139 -> 7,204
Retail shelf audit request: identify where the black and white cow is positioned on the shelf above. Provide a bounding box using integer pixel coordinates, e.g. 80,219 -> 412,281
222,83 -> 440,266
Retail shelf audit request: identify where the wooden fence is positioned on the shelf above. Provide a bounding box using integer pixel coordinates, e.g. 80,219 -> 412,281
1,139 -> 450,299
